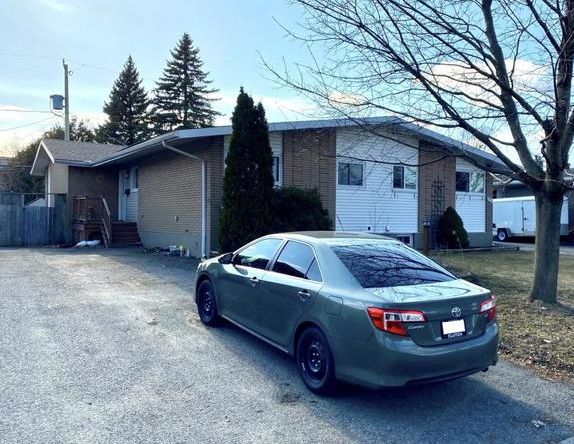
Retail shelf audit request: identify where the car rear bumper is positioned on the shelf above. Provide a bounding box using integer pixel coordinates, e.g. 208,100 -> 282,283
331,321 -> 498,389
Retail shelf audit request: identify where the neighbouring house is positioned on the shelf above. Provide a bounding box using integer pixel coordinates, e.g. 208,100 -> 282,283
31,117 -> 508,255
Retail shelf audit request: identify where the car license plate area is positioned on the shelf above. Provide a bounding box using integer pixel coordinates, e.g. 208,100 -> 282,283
441,319 -> 466,338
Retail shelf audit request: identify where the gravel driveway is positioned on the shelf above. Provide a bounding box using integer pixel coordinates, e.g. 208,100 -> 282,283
1,248 -> 573,444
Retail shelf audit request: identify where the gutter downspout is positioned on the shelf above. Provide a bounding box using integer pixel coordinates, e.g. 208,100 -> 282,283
162,140 -> 207,259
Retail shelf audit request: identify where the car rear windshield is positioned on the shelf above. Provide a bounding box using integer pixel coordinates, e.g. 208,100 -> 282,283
331,241 -> 455,288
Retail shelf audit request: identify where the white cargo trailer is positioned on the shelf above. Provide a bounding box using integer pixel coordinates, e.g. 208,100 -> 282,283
493,196 -> 569,241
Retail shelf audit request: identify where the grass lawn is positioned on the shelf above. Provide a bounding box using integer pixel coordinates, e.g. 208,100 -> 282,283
432,250 -> 574,383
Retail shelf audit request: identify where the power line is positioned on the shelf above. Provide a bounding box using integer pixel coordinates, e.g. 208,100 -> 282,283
0,117 -> 57,132
0,52 -> 119,74
0,109 -> 53,114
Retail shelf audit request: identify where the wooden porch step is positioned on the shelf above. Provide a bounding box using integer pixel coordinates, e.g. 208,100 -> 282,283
111,221 -> 141,246
110,242 -> 142,248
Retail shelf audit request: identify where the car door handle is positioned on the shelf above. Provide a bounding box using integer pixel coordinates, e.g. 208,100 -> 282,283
250,276 -> 259,287
298,290 -> 312,301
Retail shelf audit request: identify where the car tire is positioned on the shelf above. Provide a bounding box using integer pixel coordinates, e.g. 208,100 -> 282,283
497,229 -> 507,242
196,279 -> 220,326
296,326 -> 337,395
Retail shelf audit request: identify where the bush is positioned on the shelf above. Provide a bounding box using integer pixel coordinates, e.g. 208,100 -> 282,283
270,187 -> 332,233
436,206 -> 469,249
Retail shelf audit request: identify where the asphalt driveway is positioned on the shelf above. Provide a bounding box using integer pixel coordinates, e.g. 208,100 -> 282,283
1,248 -> 573,444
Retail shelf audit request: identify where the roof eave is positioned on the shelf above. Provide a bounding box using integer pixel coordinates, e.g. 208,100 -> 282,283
30,140 -> 55,176
91,133 -> 180,167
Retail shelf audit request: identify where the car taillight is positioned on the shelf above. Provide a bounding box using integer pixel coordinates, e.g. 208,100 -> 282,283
367,307 -> 426,336
480,295 -> 496,321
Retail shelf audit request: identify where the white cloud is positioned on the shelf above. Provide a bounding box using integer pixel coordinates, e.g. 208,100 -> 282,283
327,91 -> 364,106
71,111 -> 107,126
214,91 -> 318,124
429,58 -> 548,107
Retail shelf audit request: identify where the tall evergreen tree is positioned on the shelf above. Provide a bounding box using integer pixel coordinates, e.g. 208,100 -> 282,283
151,33 -> 219,133
219,88 -> 274,251
97,56 -> 149,145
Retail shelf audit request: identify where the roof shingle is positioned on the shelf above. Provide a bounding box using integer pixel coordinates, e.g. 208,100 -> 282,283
42,139 -> 125,163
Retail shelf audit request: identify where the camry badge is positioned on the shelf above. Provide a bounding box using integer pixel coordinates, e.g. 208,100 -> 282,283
451,306 -> 462,318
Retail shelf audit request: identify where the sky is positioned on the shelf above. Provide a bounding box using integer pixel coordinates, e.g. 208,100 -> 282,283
0,0 -> 319,155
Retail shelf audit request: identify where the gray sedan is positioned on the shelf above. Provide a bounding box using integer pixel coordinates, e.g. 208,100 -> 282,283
194,232 -> 498,394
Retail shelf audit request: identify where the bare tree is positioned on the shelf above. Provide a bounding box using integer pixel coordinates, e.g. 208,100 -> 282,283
270,0 -> 574,303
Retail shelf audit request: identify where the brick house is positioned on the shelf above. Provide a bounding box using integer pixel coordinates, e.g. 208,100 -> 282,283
31,117 -> 508,255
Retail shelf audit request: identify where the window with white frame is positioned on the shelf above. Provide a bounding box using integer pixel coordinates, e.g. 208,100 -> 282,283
392,165 -> 417,190
338,161 -> 364,186
456,171 -> 484,193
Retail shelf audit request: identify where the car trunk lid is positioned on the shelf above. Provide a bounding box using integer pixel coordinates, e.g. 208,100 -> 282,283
365,280 -> 492,346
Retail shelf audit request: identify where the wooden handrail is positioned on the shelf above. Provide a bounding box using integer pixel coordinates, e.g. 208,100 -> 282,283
73,196 -> 113,247
101,196 -> 112,247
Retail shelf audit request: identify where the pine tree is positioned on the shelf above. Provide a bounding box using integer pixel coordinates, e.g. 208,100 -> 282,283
151,33 -> 219,133
97,56 -> 150,145
219,88 -> 274,251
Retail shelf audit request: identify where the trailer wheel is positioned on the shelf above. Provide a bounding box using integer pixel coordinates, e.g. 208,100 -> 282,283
497,229 -> 508,242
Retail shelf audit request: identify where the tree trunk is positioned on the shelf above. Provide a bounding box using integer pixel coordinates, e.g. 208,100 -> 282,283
530,190 -> 564,303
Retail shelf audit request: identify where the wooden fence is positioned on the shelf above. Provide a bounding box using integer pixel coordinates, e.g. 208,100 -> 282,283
0,193 -> 67,246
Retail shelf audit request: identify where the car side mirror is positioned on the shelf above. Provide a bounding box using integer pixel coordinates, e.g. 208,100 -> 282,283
218,252 -> 234,264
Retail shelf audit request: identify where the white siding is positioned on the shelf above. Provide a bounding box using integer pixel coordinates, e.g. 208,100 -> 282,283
455,159 -> 485,233
335,128 -> 419,234
126,191 -> 138,222
223,132 -> 283,185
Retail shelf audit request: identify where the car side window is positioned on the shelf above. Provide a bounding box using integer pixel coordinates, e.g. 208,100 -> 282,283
305,258 -> 322,282
234,239 -> 282,270
272,241 -> 319,280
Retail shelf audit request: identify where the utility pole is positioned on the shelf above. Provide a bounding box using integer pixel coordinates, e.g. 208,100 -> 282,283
63,59 -> 70,142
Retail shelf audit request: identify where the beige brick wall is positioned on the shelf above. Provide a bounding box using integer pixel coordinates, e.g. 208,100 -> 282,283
137,137 -> 223,256
283,129 -> 336,225
206,137 -> 224,252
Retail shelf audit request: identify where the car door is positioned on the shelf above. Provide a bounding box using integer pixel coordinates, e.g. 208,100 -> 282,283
257,241 -> 323,347
216,238 -> 283,331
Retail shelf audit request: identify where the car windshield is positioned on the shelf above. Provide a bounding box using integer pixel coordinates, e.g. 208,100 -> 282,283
331,241 -> 455,288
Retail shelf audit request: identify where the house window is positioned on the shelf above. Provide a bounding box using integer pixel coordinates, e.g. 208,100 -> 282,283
393,165 -> 417,190
395,234 -> 413,246
338,162 -> 364,186
456,171 -> 484,193
130,166 -> 139,190
272,155 -> 280,186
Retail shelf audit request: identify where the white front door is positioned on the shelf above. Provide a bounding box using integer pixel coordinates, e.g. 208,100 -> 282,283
118,169 -> 128,221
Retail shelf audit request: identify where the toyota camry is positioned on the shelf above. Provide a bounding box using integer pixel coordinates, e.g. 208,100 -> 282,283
194,232 -> 498,395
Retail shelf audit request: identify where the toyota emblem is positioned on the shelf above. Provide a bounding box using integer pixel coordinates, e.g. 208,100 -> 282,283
451,306 -> 462,318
